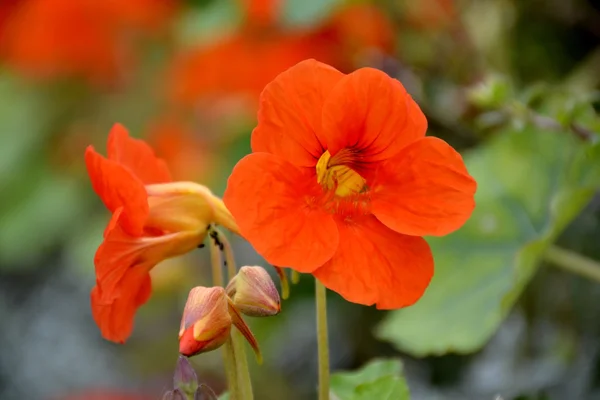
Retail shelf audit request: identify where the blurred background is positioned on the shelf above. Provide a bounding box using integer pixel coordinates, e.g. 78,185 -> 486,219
1,0 -> 600,399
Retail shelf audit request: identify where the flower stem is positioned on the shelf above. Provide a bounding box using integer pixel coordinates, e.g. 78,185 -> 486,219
216,228 -> 238,282
291,270 -> 301,284
216,228 -> 254,400
209,229 -> 239,399
209,233 -> 224,287
223,337 -> 239,400
315,278 -> 330,400
232,330 -> 254,400
544,245 -> 600,283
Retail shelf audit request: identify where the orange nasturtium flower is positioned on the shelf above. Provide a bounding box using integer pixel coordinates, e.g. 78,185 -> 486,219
85,124 -> 237,342
224,60 -> 477,309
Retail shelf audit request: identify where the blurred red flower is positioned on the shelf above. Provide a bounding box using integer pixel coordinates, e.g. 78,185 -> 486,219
167,1 -> 393,108
224,60 -> 477,309
0,0 -> 177,83
86,124 -> 237,342
146,116 -> 215,182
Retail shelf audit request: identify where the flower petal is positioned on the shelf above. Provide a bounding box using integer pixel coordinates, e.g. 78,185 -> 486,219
371,136 -> 477,236
107,123 -> 172,184
145,182 -> 239,234
251,59 -> 345,167
223,152 -> 338,272
313,215 -> 433,309
85,145 -> 148,236
94,216 -> 204,301
91,265 -> 152,343
321,67 -> 426,163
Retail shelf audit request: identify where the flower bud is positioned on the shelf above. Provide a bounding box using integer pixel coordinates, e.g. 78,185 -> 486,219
163,389 -> 186,400
173,355 -> 198,396
226,266 -> 281,317
195,384 -> 218,400
179,286 -> 232,357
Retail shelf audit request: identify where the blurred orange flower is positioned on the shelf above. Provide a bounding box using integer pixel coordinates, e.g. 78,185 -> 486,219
0,0 -> 177,83
85,124 -> 237,342
168,1 -> 393,108
146,116 -> 215,182
224,60 -> 477,309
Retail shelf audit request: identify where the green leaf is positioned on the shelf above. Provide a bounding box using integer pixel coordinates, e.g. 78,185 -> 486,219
175,0 -> 241,48
0,72 -> 53,191
330,359 -> 409,400
353,376 -> 410,400
0,169 -> 87,269
376,127 -> 600,357
281,0 -> 344,30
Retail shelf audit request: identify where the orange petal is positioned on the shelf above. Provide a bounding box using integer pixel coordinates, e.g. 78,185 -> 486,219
224,152 -> 338,272
313,215 -> 433,309
107,123 -> 172,184
251,59 -> 345,167
94,216 -> 204,302
321,67 -> 426,165
371,136 -> 477,237
85,145 -> 148,236
90,265 -> 152,343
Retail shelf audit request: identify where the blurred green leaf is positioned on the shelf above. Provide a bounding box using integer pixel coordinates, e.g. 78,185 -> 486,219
0,72 -> 53,191
0,169 -> 87,269
176,0 -> 241,48
281,0 -> 343,30
330,359 -> 409,400
468,74 -> 514,109
376,127 -> 600,356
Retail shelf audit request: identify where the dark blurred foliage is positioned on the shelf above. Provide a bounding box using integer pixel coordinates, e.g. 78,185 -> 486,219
0,0 -> 599,399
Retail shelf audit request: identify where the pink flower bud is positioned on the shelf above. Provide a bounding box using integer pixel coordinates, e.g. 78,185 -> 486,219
226,266 -> 281,317
178,287 -> 232,357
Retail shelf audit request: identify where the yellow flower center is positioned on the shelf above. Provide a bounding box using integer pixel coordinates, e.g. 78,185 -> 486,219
316,150 -> 367,197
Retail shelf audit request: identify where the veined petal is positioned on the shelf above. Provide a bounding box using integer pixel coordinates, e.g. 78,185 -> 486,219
90,265 -> 152,343
94,214 -> 205,302
371,137 -> 477,236
251,59 -> 345,167
224,152 -> 338,272
145,182 -> 239,234
313,215 -> 434,309
322,68 -> 426,164
107,123 -> 172,184
85,145 -> 148,236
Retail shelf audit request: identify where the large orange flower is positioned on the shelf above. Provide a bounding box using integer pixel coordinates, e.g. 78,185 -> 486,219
86,124 -> 237,342
224,60 -> 476,309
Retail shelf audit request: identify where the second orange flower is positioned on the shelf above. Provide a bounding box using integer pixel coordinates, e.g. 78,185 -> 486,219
224,59 -> 477,309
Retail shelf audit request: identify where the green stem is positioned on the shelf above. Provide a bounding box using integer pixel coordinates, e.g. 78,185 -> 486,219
209,230 -> 239,400
209,229 -> 224,287
217,228 -> 254,400
291,270 -> 301,285
232,330 -> 254,400
315,278 -> 330,400
216,228 -> 238,282
544,245 -> 600,283
223,337 -> 239,400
